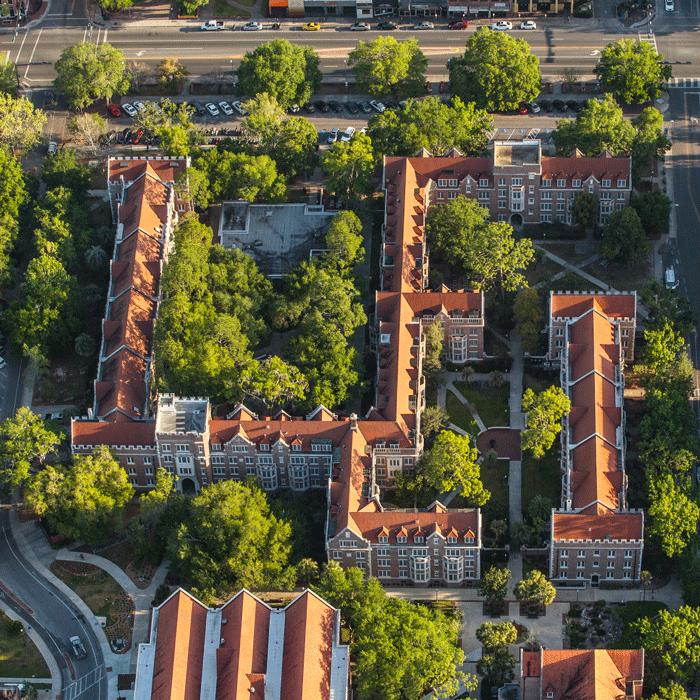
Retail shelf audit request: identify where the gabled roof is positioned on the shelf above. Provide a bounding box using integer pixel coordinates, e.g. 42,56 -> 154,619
551,507 -> 643,542
551,293 -> 636,321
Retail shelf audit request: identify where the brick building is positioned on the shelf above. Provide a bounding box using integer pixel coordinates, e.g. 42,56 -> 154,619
548,293 -> 644,587
133,588 -> 349,700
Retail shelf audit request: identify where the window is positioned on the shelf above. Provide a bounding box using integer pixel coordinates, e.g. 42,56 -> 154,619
498,201 -> 506,209
624,561 -> 632,569
378,558 -> 390,567
127,457 -> 134,465
498,178 -> 506,186
379,536 -> 388,543
499,189 -> 506,198
176,444 -> 188,452
560,550 -> 568,557
163,455 -> 173,463
498,214 -> 506,222
541,191 -> 552,200
162,444 -> 171,452
213,467 -> 225,476
397,536 -> 407,543
541,203 -> 552,211
448,536 -> 457,544
245,456 -> 254,465
529,185 -> 534,194
260,443 -> 270,451
414,537 -> 424,544
449,178 -> 458,187
560,560 -> 568,568
617,179 -> 627,188
229,456 -> 237,464
144,457 -> 152,465
577,561 -> 585,568
147,478 -> 155,486
624,550 -> 633,558
145,468 -> 153,476
623,571 -> 631,579
448,191 -> 458,200
608,550 -> 616,558
292,443 -> 301,452
542,179 -> 551,188
602,179 -> 611,188
572,179 -> 581,188
128,467 -> 136,475
479,178 -> 488,187
528,198 -> 535,205
512,178 -> 522,186
356,551 -> 365,559
593,561 -> 599,568
578,550 -> 585,557
557,179 -> 566,187
561,571 -> 568,579
438,178 -> 447,187
607,561 -> 615,568
378,570 -> 390,578
333,551 -> 342,560
211,444 -> 222,452
557,192 -> 566,200
212,455 -> 225,465
400,569 -> 408,578
557,203 -> 566,211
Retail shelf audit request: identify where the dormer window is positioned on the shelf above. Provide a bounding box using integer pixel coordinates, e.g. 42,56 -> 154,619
379,536 -> 388,543
542,179 -> 551,188
292,443 -> 302,452
448,536 -> 457,544
398,536 -> 407,543
414,536 -> 424,543
260,443 -> 270,451
380,333 -> 391,344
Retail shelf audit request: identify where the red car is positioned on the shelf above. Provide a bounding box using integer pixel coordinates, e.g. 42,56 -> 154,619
130,129 -> 144,144
106,104 -> 122,117
518,102 -> 528,114
448,19 -> 468,29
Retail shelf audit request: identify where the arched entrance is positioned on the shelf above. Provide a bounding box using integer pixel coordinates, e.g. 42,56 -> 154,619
181,478 -> 196,495
510,213 -> 523,228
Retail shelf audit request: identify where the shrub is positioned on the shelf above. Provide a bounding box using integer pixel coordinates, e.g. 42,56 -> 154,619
5,619 -> 23,636
568,605 -> 582,618
151,583 -> 172,608
594,599 -> 607,609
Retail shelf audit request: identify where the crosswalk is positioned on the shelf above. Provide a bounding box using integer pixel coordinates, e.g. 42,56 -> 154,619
64,665 -> 106,700
638,30 -> 658,53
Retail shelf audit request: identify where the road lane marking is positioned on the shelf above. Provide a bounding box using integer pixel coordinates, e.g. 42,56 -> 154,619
22,27 -> 42,81
682,92 -> 700,224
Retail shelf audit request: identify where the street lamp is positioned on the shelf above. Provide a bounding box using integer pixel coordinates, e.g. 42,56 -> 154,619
344,59 -> 348,93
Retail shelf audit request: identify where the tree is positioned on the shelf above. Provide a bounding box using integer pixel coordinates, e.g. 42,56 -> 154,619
513,287 -> 543,355
0,147 -> 26,219
477,645 -> 516,688
596,39 -> 672,104
600,207 -> 650,262
321,132 -> 375,201
570,192 -> 599,229
125,61 -> 152,92
527,495 -> 553,523
449,28 -> 541,112
349,36 -> 427,98
640,570 -> 653,601
238,356 -> 307,411
631,191 -> 671,237
421,406 -> 450,448
69,113 -> 107,153
85,245 -> 108,271
54,42 -> 130,110
640,280 -> 696,336
26,446 -> 134,545
423,431 -> 490,505
422,321 -> 445,376
647,472 -> 699,558
477,621 -> 517,650
325,210 -> 364,267
168,480 -> 294,599
490,519 -> 507,540
644,322 -> 686,372
513,570 -> 556,610
0,93 -> 46,154
368,96 -> 492,159
632,108 -> 671,175
0,408 -> 64,489
156,58 -> 188,93
477,566 -> 511,615
138,467 -> 175,526
0,55 -> 17,96
0,213 -> 17,287
5,619 -> 23,636
178,0 -> 207,16
651,684 -> 691,700
632,606 -> 700,688
553,94 -> 635,157
521,386 -> 571,459
295,558 -> 319,587
74,333 -> 96,358
41,148 -> 91,195
237,40 -> 321,109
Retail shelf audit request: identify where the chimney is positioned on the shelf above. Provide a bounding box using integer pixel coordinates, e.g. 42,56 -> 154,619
350,413 -> 358,431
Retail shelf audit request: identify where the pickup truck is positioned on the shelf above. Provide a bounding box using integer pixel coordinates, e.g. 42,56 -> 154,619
201,20 -> 225,30
70,636 -> 87,659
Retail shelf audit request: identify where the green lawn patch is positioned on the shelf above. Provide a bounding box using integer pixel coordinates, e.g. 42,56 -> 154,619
521,448 -> 561,519
0,611 -> 50,678
479,457 -> 509,513
445,391 -> 478,436
213,0 -> 252,16
547,271 -> 598,292
616,601 -> 667,626
453,381 -> 509,428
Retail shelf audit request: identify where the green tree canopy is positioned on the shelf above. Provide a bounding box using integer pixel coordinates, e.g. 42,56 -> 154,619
26,446 -> 134,545
321,132 -> 375,201
477,645 -> 516,688
477,565 -> 511,613
421,406 -> 450,449
449,28 -> 541,111
237,40 -> 321,109
368,96 -> 492,159
0,93 -> 46,154
0,146 -> 26,219
640,280 -> 696,336
513,288 -> 544,355
648,472 -> 699,558
570,192 -> 599,229
0,55 -> 17,96
631,191 -> 671,237
476,621 -> 518,650
596,39 -> 672,104
631,107 -> 671,175
41,148 -> 91,195
168,479 -> 294,601
156,58 -> 189,93
651,683 -> 691,700
54,42 -> 130,110
348,36 -> 428,98
238,356 -> 308,412
600,207 -> 650,262
0,408 -> 64,489
325,210 -> 364,268
644,322 -> 686,372
521,386 -> 571,459
513,570 -> 556,607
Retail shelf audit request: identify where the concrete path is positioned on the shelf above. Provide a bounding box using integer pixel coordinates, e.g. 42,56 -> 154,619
448,383 -> 487,433
507,332 -> 525,535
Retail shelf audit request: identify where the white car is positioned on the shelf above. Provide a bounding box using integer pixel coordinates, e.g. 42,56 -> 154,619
121,102 -> 138,118
133,101 -> 147,113
370,100 -> 386,113
327,127 -> 340,144
491,21 -> 513,30
219,101 -> 234,116
350,22 -> 370,30
231,101 -> 247,115
665,0 -> 674,9
340,126 -> 356,142
242,21 -> 262,30
205,102 -> 220,117
413,21 -> 434,29
520,20 -> 536,29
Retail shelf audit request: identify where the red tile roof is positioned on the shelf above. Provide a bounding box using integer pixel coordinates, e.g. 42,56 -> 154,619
551,294 -> 636,321
71,418 -> 156,447
552,506 -> 643,541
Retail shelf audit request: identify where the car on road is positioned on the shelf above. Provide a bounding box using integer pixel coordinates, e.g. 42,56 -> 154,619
327,127 -> 339,144
527,101 -> 540,113
538,99 -> 552,112
376,21 -> 397,29
315,100 -> 330,113
106,104 -> 122,117
370,100 -> 386,112
121,103 -> 138,118
47,141 -> 57,155
231,101 -> 247,115
242,21 -> 262,30
340,126 -> 356,141
328,100 -> 343,113
448,19 -> 469,29
566,100 -> 582,112
302,21 -> 320,30
491,21 -> 513,30
219,101 -> 234,116
553,99 -> 567,112
413,21 -> 434,29
133,101 -> 147,113
665,0 -> 674,10
518,102 -> 528,114
665,266 -> 678,289
205,102 -> 220,117
350,22 -> 370,30
520,20 -> 536,29
358,100 -> 373,113
346,101 -> 359,114
303,102 -> 316,113
70,636 -> 87,660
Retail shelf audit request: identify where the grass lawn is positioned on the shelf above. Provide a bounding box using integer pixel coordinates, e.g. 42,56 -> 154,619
213,0 -> 252,16
33,354 -> 92,406
586,256 -> 651,293
521,448 -> 561,519
479,458 -> 509,513
523,254 -> 563,288
547,271 -> 599,292
445,391 -> 478,436
453,381 -> 509,428
0,612 -> 50,678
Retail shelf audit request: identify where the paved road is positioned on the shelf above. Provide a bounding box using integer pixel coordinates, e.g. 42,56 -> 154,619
0,505 -> 107,700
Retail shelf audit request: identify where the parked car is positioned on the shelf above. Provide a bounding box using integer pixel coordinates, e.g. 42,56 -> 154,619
665,0 -> 674,10
553,99 -> 568,112
357,101 -> 372,113
288,103 -> 300,113
130,129 -> 145,144
346,101 -> 360,114
384,99 -> 400,110
424,81 -> 432,94
566,100 -> 582,112
491,20 -> 512,30
133,101 -> 147,113
340,126 -> 356,141
119,128 -> 132,143
315,100 -> 330,113
205,102 -> 220,117
302,21 -> 320,30
121,102 -> 138,118
413,21 -> 434,29
106,104 -> 122,117
538,99 -> 552,112
231,101 -> 247,115
304,102 -> 316,113
350,22 -> 370,30
376,21 -> 397,29
448,19 -> 468,29
328,100 -> 343,113
327,127 -> 340,144
528,101 -> 540,113
518,102 -> 528,114
242,21 -> 262,30
190,100 -> 207,116
520,20 -> 537,29
218,101 -> 233,116
370,100 -> 386,113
